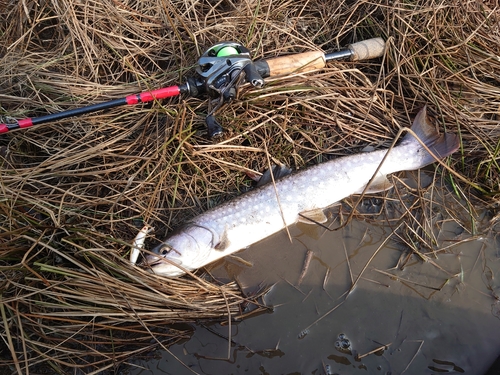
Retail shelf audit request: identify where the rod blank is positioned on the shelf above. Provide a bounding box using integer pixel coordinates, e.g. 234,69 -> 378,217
0,85 -> 183,134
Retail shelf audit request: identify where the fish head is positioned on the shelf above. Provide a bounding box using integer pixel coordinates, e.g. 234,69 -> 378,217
144,224 -> 216,277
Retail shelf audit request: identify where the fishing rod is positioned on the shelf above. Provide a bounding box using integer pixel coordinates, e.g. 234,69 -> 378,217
0,37 -> 385,138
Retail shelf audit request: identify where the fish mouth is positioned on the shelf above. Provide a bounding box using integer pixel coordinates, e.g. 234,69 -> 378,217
139,242 -> 188,277
142,243 -> 173,266
143,252 -> 187,277
144,253 -> 180,267
142,252 -> 186,277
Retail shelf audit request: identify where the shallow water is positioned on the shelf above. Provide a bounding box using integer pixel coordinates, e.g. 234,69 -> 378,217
129,203 -> 500,375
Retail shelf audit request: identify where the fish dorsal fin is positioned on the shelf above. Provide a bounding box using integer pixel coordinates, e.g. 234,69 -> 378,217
256,163 -> 293,187
298,208 -> 328,224
355,175 -> 393,194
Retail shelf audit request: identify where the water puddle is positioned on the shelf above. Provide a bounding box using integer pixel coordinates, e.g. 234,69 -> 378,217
128,193 -> 500,374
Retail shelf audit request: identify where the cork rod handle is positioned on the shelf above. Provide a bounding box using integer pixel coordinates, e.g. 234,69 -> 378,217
264,50 -> 326,77
348,38 -> 386,62
256,38 -> 386,78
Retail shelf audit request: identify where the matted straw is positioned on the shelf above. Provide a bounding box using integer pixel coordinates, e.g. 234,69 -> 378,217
1,0 -> 499,373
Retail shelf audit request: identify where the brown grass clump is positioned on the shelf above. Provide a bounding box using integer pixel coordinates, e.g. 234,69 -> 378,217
1,0 -> 499,373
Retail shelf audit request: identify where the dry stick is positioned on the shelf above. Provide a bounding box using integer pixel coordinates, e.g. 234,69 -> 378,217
322,268 -> 331,290
297,249 -> 313,286
355,342 -> 392,361
343,237 -> 354,285
222,289 -> 232,361
391,229 -> 457,277
346,222 -> 403,297
16,227 -> 53,285
193,291 -> 235,362
424,168 -> 440,254
301,299 -> 347,333
390,176 -> 437,254
401,340 -> 425,375
262,127 -> 293,244
0,296 -> 23,375
301,288 -> 314,303
373,269 -> 442,291
14,310 -> 29,375
192,144 -> 264,154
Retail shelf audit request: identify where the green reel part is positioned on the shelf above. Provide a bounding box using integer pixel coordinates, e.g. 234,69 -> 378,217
216,46 -> 240,57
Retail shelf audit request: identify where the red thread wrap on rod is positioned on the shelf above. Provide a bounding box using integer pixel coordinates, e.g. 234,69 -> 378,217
126,86 -> 181,105
18,118 -> 34,128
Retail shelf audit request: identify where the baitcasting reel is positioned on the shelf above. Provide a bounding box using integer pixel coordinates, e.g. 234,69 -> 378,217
189,42 -> 265,137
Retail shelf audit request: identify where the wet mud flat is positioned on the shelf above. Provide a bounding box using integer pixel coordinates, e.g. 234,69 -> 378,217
129,185 -> 500,375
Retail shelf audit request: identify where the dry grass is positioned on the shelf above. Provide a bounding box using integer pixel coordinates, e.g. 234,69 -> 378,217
1,0 -> 499,373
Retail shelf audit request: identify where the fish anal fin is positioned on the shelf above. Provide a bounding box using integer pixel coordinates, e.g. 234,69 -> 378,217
298,208 -> 328,224
355,175 -> 393,194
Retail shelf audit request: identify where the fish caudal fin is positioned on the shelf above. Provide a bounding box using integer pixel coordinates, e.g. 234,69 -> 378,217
402,106 -> 459,167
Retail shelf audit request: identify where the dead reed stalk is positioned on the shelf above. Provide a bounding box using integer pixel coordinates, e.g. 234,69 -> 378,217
1,0 -> 499,373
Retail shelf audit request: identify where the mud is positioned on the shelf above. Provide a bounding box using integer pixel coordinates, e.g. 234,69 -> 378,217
128,199 -> 500,374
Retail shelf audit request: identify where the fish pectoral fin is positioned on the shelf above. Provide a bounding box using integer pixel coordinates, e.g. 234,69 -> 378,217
214,229 -> 231,251
355,175 -> 393,194
298,208 -> 328,225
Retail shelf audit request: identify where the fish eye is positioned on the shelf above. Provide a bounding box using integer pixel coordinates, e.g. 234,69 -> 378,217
160,245 -> 171,255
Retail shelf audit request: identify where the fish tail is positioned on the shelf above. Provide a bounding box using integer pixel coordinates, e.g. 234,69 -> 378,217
402,106 -> 459,167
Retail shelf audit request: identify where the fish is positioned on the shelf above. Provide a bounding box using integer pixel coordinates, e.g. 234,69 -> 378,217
144,106 -> 459,277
